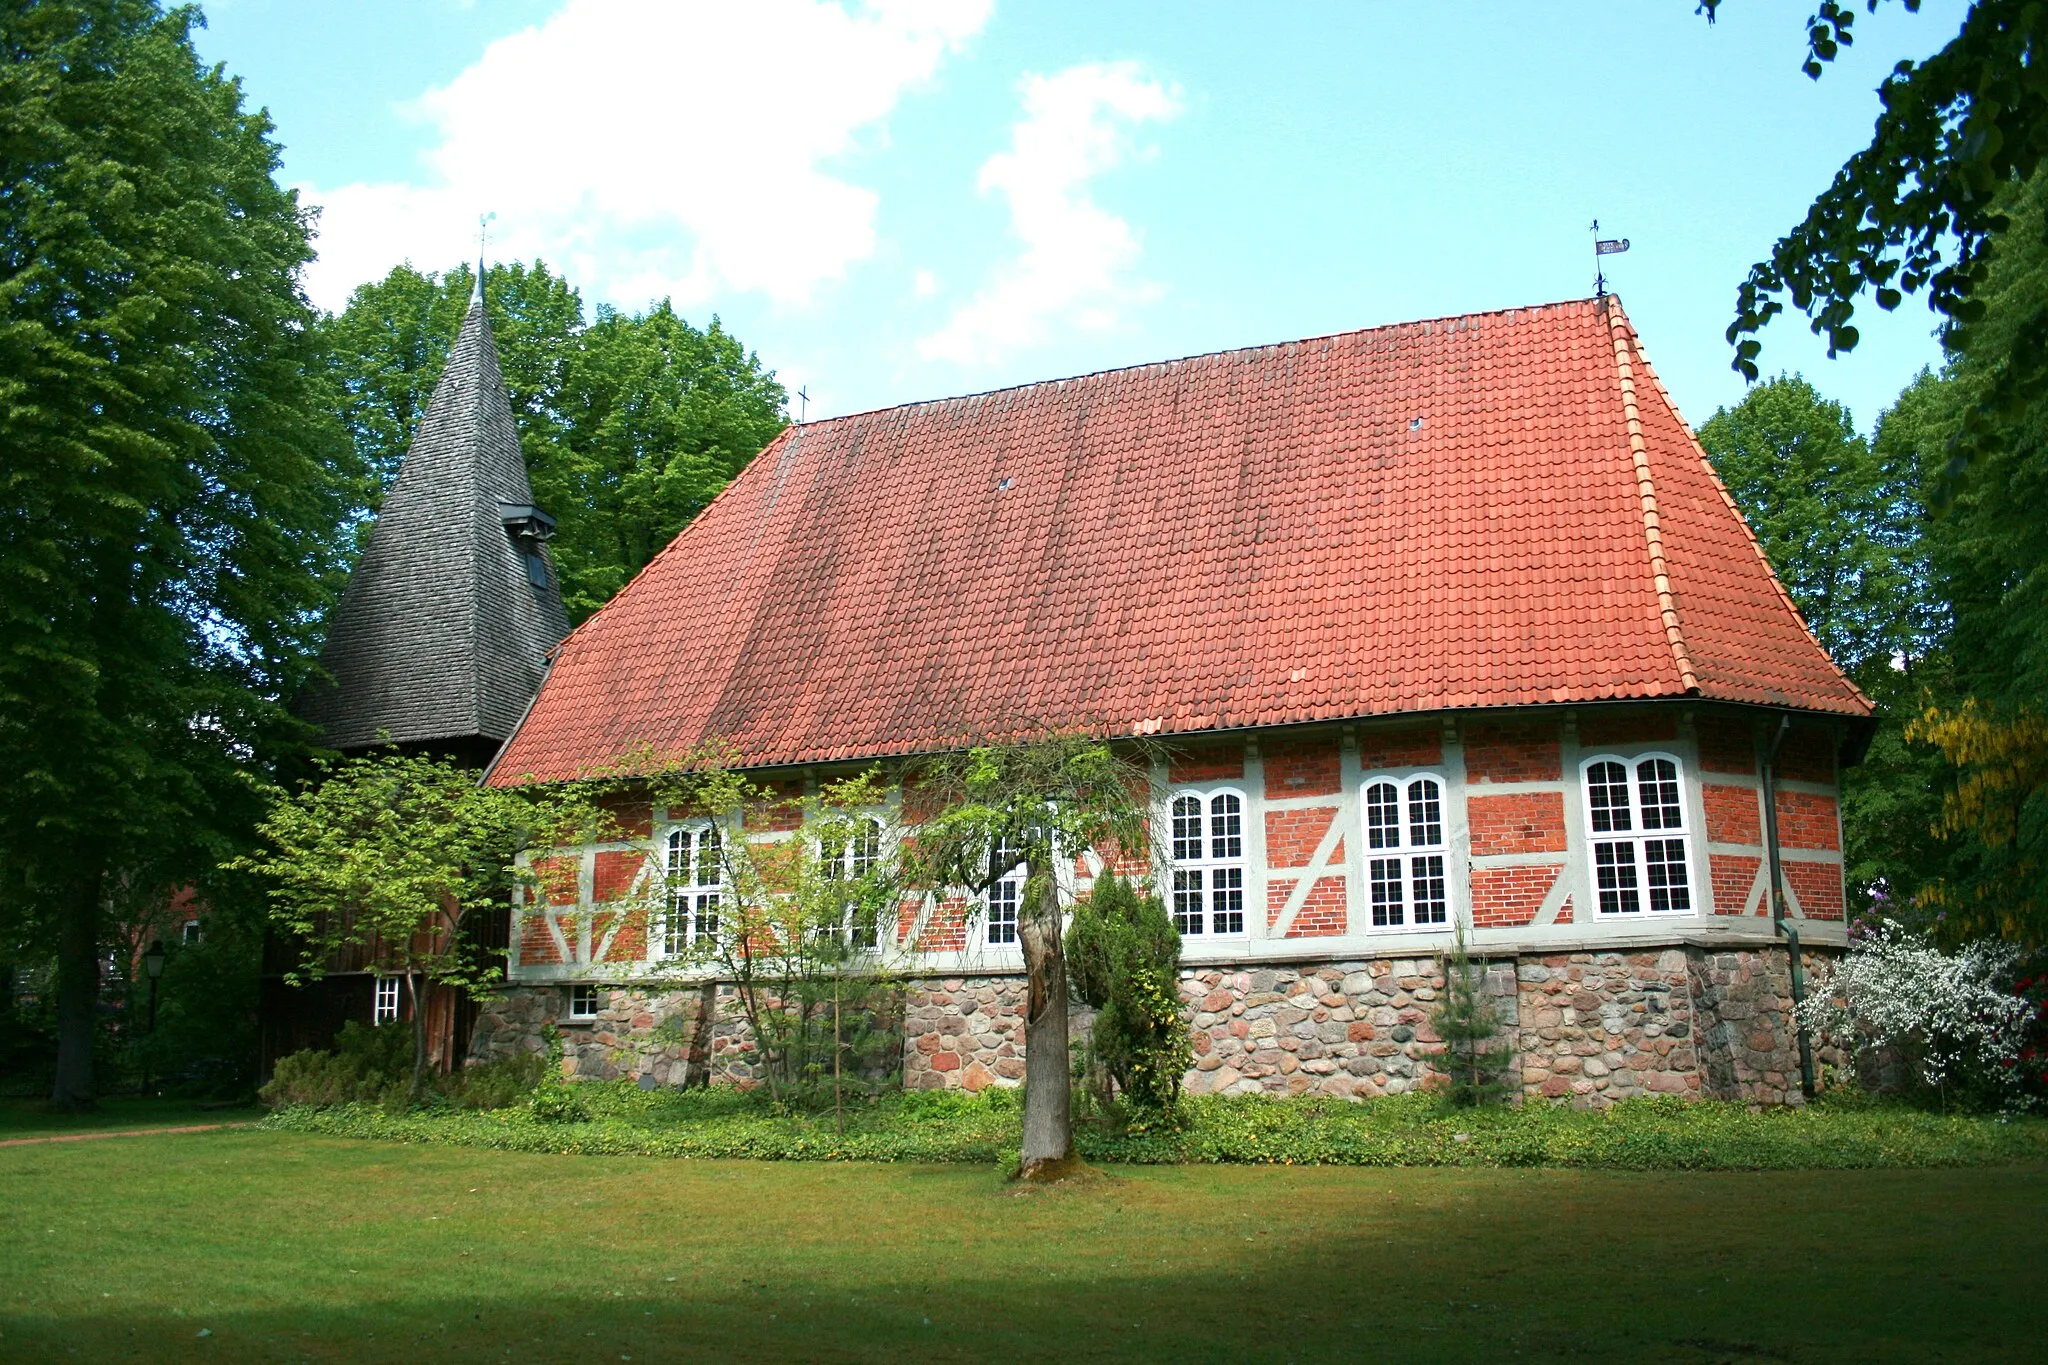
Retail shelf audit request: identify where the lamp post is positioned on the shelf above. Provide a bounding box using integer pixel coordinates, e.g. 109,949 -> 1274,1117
140,940 -> 167,1098
141,939 -> 166,1033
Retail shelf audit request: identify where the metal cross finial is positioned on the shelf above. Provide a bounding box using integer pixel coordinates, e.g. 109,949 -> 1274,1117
797,385 -> 810,423
475,211 -> 496,304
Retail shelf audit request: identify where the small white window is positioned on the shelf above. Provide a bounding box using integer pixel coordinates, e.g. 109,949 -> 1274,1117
983,832 -> 1025,948
1582,754 -> 1694,915
567,983 -> 601,1020
373,977 -> 400,1024
820,816 -> 885,948
181,919 -> 201,945
663,823 -> 723,954
1167,789 -> 1247,937
1360,775 -> 1450,931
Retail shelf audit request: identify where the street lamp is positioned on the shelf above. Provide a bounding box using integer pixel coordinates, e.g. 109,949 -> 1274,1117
142,939 -> 166,1033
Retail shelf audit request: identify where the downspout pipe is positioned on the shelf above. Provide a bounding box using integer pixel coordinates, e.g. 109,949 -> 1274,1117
1760,715 -> 1818,1100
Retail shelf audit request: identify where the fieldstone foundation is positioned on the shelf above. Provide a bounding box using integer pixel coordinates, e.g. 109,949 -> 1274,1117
470,983 -> 712,1088
471,943 -> 1832,1107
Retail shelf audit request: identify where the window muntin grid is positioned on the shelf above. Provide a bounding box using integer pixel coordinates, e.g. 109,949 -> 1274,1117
1581,754 -> 1694,915
568,983 -> 600,1019
664,823 -> 723,954
1167,789 -> 1248,937
820,816 -> 886,947
373,977 -> 399,1024
1361,775 -> 1450,931
983,832 -> 1025,948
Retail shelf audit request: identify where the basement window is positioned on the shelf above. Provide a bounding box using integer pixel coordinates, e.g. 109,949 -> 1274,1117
1582,754 -> 1694,915
373,977 -> 400,1025
568,984 -> 601,1020
1361,774 -> 1450,931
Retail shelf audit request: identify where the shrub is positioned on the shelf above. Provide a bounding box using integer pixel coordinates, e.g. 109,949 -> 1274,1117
260,1021 -> 411,1110
1799,920 -> 2036,1111
1066,871 -> 1192,1119
528,1085 -> 590,1124
445,1052 -> 548,1110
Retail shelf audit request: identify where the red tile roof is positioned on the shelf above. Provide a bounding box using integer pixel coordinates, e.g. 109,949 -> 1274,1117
490,297 -> 1870,784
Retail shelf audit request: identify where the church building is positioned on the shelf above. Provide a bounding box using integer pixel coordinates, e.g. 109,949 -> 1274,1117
476,295 -> 1866,1106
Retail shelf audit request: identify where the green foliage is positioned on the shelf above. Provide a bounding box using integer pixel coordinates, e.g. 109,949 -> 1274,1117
1706,2 -> 2048,377
265,1084 -> 2048,1170
0,0 -> 358,1106
1698,376 -> 1921,678
320,261 -> 786,620
237,751 -> 598,1097
1430,926 -> 1515,1107
1065,871 -> 1190,1118
616,764 -> 908,1112
528,1085 -> 590,1125
261,1022 -> 547,1113
260,1021 -> 413,1110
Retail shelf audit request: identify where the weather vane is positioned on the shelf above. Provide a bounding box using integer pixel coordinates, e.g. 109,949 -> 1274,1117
1591,219 -> 1630,297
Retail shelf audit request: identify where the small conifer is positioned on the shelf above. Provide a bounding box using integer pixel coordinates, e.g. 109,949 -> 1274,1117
1431,923 -> 1516,1106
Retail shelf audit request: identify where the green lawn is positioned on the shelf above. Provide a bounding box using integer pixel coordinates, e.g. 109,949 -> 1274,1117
2,1128 -> 2044,1362
0,1096 -> 256,1137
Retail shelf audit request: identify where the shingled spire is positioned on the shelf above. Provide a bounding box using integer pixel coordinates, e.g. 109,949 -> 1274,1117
299,285 -> 571,762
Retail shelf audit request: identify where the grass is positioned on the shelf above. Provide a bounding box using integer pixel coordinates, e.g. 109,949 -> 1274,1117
3,1126 -> 2045,1362
266,1082 -> 2048,1170
0,1095 -> 256,1138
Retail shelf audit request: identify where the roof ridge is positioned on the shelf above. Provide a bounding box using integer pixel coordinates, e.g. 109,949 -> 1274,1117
802,296 -> 1610,428
1603,299 -> 1700,695
1625,331 -> 1875,713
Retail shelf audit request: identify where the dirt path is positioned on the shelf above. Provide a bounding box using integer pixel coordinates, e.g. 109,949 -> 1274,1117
0,1122 -> 251,1148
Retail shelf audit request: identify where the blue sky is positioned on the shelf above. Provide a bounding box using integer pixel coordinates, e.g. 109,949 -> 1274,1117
196,0 -> 1968,431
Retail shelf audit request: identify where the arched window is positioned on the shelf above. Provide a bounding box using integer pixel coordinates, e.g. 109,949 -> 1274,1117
1581,755 -> 1693,915
664,823 -> 723,954
821,816 -> 886,947
1167,789 -> 1247,937
1361,774 -> 1450,930
984,831 -> 1026,948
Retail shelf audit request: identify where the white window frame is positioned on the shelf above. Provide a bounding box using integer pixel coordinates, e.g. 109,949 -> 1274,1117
373,976 -> 400,1025
567,983 -> 601,1020
819,815 -> 887,949
661,821 -> 724,956
181,919 -> 201,945
981,831 -> 1027,951
1579,751 -> 1696,917
1165,786 -> 1249,939
1358,772 -> 1452,933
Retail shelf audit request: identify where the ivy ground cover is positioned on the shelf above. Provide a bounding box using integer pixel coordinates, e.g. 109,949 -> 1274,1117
265,1084 -> 2048,1170
4,1125 -> 2045,1362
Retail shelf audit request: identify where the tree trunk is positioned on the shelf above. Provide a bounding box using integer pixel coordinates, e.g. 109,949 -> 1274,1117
49,867 -> 105,1111
1016,860 -> 1077,1180
404,970 -> 428,1106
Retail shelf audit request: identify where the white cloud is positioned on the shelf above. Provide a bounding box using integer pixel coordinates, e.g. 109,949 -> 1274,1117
917,61 -> 1180,366
299,0 -> 991,313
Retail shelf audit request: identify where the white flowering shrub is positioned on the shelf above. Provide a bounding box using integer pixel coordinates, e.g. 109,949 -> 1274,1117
1798,921 -> 2034,1109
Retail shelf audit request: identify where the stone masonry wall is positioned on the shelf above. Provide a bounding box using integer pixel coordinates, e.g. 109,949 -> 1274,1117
470,983 -> 711,1088
471,943 -> 1832,1107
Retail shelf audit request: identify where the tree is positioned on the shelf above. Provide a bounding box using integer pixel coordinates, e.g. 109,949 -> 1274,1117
624,765 -> 906,1114
240,752 -> 580,1102
1429,924 -> 1515,1107
0,1 -> 356,1108
321,263 -> 786,620
1065,869 -> 1189,1118
906,737 -> 1152,1180
1697,377 -> 1912,677
1704,2 -> 2048,383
